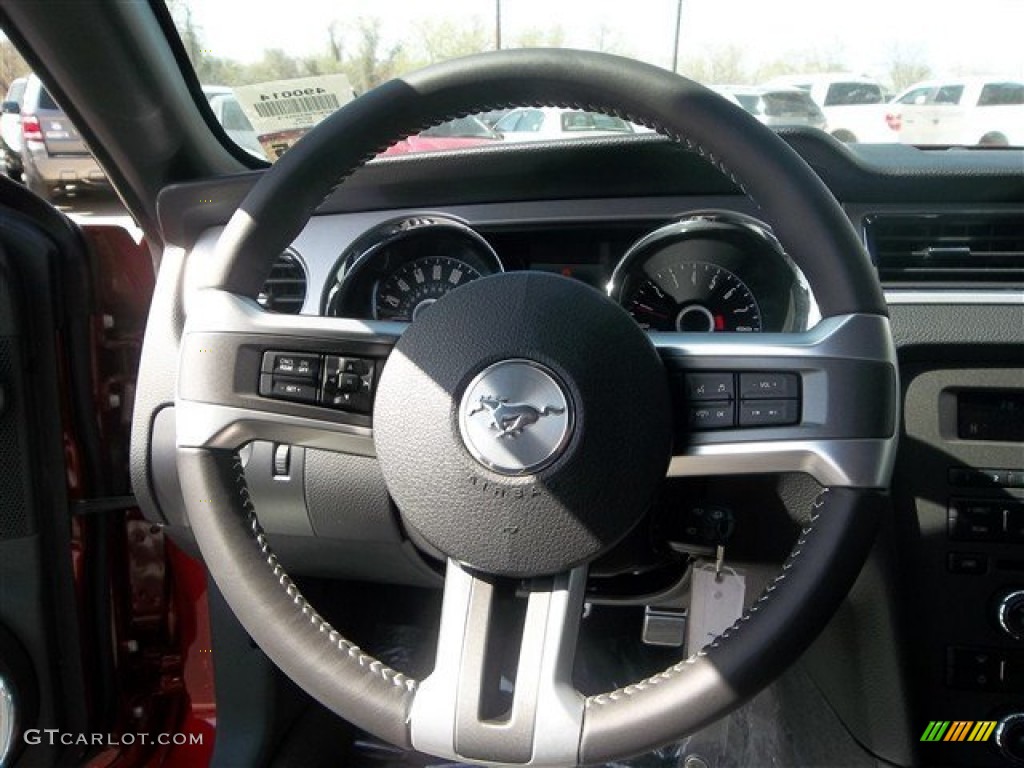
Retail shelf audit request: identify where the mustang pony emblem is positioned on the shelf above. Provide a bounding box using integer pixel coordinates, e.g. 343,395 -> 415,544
467,395 -> 565,438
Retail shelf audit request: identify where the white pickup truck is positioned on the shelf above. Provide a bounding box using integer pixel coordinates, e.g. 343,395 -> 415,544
766,73 -> 895,143
889,77 -> 1024,146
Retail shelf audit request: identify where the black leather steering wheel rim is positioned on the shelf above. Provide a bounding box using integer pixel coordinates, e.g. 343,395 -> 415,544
175,49 -> 894,765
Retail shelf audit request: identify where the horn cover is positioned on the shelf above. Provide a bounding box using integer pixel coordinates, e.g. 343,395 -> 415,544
373,271 -> 672,577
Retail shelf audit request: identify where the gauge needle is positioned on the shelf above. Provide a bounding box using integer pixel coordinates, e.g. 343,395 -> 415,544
636,303 -> 669,320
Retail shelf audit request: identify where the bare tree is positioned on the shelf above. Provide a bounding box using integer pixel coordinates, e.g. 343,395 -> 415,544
679,45 -> 749,85
0,40 -> 30,95
592,23 -> 629,55
166,0 -> 203,69
755,47 -> 848,83
328,22 -> 343,63
886,45 -> 931,91
418,18 -> 489,64
246,49 -> 303,83
350,17 -> 404,93
512,26 -> 566,49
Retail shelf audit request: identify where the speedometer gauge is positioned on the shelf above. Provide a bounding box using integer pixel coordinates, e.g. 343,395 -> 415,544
374,256 -> 483,322
323,214 -> 503,321
626,262 -> 762,332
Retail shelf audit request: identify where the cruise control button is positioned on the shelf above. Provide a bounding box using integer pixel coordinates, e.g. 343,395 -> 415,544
689,401 -> 734,430
739,372 -> 798,400
271,379 -> 317,404
948,500 -> 1000,541
738,399 -> 798,427
262,351 -> 320,380
683,373 -> 734,401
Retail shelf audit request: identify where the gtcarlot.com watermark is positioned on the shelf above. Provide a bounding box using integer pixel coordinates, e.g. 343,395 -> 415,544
24,730 -> 204,747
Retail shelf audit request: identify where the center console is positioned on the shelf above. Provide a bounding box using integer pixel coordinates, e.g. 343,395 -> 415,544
899,367 -> 1024,766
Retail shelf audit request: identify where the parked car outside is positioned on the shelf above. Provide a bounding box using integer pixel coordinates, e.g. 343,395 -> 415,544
18,73 -> 107,200
767,72 -> 894,142
381,115 -> 502,156
475,108 -> 511,128
0,76 -> 27,180
201,85 -> 267,160
710,85 -> 826,131
492,106 -> 635,142
887,77 -> 1024,146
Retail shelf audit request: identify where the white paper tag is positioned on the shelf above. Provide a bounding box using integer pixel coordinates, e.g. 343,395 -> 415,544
685,561 -> 746,655
233,74 -> 356,159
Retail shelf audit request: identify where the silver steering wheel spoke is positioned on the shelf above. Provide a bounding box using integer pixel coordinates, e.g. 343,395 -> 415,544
410,560 -> 588,767
657,313 -> 899,488
175,287 -> 403,454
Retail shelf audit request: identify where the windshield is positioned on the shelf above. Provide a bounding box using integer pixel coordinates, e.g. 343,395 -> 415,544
167,0 -> 1024,156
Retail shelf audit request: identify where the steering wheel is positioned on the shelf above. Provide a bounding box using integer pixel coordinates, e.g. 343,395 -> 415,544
174,50 -> 897,765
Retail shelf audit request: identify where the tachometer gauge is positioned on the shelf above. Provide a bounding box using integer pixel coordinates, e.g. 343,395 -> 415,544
609,210 -> 812,333
626,262 -> 762,332
374,255 -> 483,321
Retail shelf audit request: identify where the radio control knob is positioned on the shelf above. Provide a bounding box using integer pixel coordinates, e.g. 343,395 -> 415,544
995,713 -> 1024,764
997,589 -> 1024,640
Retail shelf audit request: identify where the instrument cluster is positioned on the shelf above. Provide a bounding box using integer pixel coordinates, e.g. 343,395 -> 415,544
324,215 -> 503,322
323,210 -> 812,333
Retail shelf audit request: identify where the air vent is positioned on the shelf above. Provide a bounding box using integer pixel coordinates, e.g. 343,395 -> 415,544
865,213 -> 1024,285
258,250 -> 307,313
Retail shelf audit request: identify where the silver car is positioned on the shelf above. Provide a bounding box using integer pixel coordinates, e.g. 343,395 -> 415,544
492,107 -> 636,142
711,85 -> 827,131
18,74 -> 107,200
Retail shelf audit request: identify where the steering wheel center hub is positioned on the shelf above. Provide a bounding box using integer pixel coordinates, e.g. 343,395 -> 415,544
372,271 -> 672,577
458,359 -> 574,475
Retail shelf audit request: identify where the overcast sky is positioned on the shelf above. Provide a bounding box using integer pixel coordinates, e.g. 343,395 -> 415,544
182,0 -> 1024,82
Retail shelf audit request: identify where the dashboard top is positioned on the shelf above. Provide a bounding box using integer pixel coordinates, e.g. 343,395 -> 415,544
159,130 -> 1024,250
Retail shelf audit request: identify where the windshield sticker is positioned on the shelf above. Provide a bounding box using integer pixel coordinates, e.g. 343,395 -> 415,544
233,74 -> 354,159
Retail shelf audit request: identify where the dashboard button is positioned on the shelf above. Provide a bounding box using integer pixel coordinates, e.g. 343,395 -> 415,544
271,378 -> 318,404
947,647 -> 1002,690
1004,504 -> 1024,542
326,390 -> 372,414
738,399 -> 798,427
689,402 -> 734,430
683,373 -> 734,401
977,468 -> 1010,487
948,500 -> 1000,541
947,552 -> 988,574
262,351 -> 319,380
342,358 -> 370,375
337,373 -> 363,393
739,372 -> 798,400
